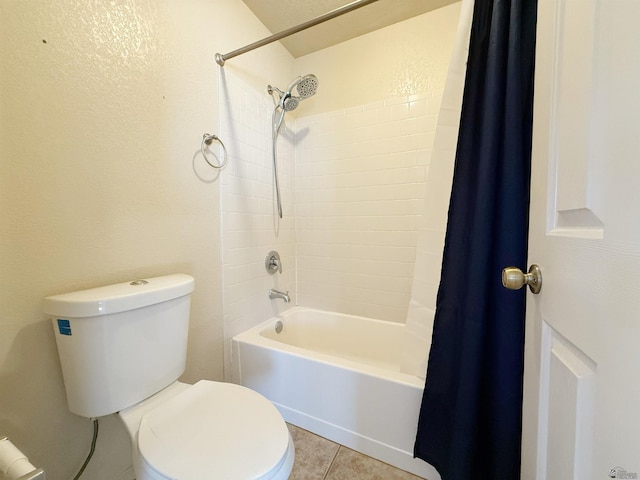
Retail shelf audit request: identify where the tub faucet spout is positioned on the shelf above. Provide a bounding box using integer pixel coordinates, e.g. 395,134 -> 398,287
269,289 -> 290,303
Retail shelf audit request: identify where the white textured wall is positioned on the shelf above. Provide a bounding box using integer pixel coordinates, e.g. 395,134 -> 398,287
0,0 -> 462,478
0,1 -> 292,479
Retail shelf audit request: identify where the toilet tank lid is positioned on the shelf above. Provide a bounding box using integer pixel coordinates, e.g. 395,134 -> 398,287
43,274 -> 195,318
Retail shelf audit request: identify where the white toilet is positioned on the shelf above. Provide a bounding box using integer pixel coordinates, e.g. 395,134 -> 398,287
44,274 -> 294,480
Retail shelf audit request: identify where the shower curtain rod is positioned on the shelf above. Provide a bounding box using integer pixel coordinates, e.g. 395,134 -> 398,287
214,0 -> 379,66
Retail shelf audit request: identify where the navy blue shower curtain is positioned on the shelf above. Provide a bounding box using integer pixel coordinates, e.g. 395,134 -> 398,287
414,1 -> 537,479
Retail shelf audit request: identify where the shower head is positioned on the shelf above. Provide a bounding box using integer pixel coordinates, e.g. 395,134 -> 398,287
282,96 -> 299,111
268,74 -> 319,112
287,74 -> 319,99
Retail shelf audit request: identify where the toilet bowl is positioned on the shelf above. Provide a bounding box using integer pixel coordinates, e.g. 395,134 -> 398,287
43,274 -> 294,480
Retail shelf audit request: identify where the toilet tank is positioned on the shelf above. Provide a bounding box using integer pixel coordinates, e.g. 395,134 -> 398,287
43,274 -> 195,418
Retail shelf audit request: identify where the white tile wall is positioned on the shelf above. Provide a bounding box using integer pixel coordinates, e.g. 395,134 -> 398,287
295,92 -> 443,322
220,75 -> 446,361
219,71 -> 296,377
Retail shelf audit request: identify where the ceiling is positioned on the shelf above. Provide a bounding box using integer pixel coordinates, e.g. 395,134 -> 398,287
242,0 -> 459,58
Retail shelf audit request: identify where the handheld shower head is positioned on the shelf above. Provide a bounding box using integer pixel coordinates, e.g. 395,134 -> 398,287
282,96 -> 299,111
268,73 -> 319,219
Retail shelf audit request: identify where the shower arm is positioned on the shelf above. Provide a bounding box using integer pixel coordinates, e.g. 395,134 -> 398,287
214,0 -> 379,66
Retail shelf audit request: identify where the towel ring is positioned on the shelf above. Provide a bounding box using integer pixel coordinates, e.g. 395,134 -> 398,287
200,133 -> 228,169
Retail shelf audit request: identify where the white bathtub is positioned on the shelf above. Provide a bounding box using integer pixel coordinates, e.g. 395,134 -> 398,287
231,307 -> 439,479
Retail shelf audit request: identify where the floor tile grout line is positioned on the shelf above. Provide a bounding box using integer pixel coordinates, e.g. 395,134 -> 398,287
322,445 -> 343,480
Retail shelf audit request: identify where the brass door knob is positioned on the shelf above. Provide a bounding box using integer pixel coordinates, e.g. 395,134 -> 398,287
502,264 -> 542,294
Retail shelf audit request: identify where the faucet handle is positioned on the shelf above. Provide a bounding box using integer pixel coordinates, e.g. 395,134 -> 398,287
265,251 -> 282,274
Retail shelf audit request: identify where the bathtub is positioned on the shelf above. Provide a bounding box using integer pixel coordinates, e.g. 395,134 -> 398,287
231,307 -> 439,480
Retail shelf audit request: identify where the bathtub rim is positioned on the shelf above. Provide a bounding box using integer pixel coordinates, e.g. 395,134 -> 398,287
231,306 -> 426,389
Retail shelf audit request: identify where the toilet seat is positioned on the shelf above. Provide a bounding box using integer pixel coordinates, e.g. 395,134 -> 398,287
136,380 -> 292,480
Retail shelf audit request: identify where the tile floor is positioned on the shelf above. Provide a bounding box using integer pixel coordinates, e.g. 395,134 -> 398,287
287,424 -> 427,480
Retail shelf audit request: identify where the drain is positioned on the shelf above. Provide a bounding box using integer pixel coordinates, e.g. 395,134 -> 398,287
275,320 -> 283,334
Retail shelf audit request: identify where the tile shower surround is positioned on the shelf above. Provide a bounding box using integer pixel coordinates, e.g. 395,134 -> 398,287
219,73 -> 297,356
220,73 -> 442,373
295,93 -> 442,322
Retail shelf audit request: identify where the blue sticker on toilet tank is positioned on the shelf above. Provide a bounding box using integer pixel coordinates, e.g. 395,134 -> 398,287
57,319 -> 72,336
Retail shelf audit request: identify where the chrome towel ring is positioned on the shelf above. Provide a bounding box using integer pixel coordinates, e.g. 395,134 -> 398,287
200,133 -> 228,169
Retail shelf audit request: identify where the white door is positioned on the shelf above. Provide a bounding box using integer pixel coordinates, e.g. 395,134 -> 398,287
521,1 -> 640,479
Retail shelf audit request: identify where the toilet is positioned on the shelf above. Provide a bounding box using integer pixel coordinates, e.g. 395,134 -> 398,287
44,274 -> 294,480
